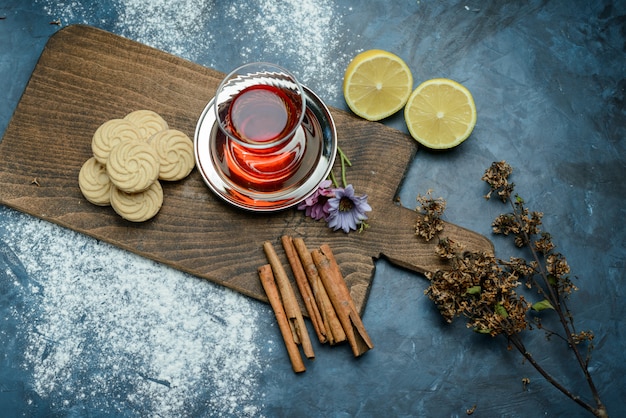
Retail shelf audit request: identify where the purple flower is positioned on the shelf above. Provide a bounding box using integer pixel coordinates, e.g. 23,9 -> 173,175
298,179 -> 335,221
327,184 -> 371,233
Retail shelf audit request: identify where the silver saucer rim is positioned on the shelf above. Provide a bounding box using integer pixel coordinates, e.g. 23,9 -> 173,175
193,86 -> 337,212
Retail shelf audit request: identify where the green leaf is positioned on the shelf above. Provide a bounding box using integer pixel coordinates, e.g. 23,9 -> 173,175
547,274 -> 558,286
495,303 -> 509,318
473,327 -> 492,334
532,299 -> 555,311
465,285 -> 482,295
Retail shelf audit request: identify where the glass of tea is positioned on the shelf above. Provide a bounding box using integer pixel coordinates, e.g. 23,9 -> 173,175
213,62 -> 307,193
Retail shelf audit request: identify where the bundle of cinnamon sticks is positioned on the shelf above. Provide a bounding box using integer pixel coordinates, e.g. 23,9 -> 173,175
258,236 -> 373,373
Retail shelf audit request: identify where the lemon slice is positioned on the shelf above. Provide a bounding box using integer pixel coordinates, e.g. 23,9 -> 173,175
343,49 -> 413,121
404,78 -> 477,149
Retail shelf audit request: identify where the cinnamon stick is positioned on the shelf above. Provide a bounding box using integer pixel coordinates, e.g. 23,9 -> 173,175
320,244 -> 361,315
293,237 -> 346,345
258,264 -> 305,373
281,235 -> 327,344
312,246 -> 374,357
263,241 -> 315,360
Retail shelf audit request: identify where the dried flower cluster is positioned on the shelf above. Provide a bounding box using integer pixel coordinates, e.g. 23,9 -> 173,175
482,162 -> 578,298
482,160 -> 514,201
425,251 -> 531,336
415,161 -> 606,417
414,190 -> 446,241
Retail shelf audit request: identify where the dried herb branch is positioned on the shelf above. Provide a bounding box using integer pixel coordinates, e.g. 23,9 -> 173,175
415,161 -> 607,417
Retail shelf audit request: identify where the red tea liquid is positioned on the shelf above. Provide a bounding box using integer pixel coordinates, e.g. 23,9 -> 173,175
215,84 -> 308,192
226,84 -> 301,145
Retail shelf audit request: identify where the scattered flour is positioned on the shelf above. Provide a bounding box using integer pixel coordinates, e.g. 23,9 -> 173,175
112,0 -> 214,58
37,0 -> 356,104
16,2 -> 359,412
37,0 -> 213,59
1,208 -> 264,417
225,0 -> 355,101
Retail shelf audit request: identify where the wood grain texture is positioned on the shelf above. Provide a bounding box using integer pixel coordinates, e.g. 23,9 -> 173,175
0,25 -> 493,314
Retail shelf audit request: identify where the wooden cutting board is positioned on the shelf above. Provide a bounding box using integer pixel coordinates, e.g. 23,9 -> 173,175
0,25 -> 493,314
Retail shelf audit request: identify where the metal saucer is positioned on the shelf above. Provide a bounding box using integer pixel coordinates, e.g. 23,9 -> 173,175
194,86 -> 337,212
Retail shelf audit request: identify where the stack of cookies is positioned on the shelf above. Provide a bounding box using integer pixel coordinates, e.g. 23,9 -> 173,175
78,110 -> 195,222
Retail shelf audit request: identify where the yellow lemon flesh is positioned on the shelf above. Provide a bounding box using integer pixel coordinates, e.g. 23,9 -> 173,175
343,49 -> 413,121
404,78 -> 477,149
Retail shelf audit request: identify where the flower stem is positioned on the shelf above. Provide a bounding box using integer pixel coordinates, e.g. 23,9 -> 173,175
507,334 -> 607,417
329,171 -> 339,188
508,199 -> 606,416
336,146 -> 352,188
337,146 -> 352,167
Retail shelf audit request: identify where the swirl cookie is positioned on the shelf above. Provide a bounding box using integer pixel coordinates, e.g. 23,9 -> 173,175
149,129 -> 195,181
92,119 -> 143,165
78,157 -> 111,206
124,110 -> 169,140
106,140 -> 160,193
110,181 -> 163,222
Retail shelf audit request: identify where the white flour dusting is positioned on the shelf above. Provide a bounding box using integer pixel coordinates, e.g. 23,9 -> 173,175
18,2 -> 357,411
37,0 -> 213,60
1,209 -> 263,417
113,0 -> 214,58
226,0 -> 354,101
37,0 -> 355,104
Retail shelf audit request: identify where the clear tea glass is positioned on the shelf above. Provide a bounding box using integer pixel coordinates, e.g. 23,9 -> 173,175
213,62 -> 307,192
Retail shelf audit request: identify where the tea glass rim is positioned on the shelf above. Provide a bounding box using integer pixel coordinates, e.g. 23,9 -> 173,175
213,61 -> 307,150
